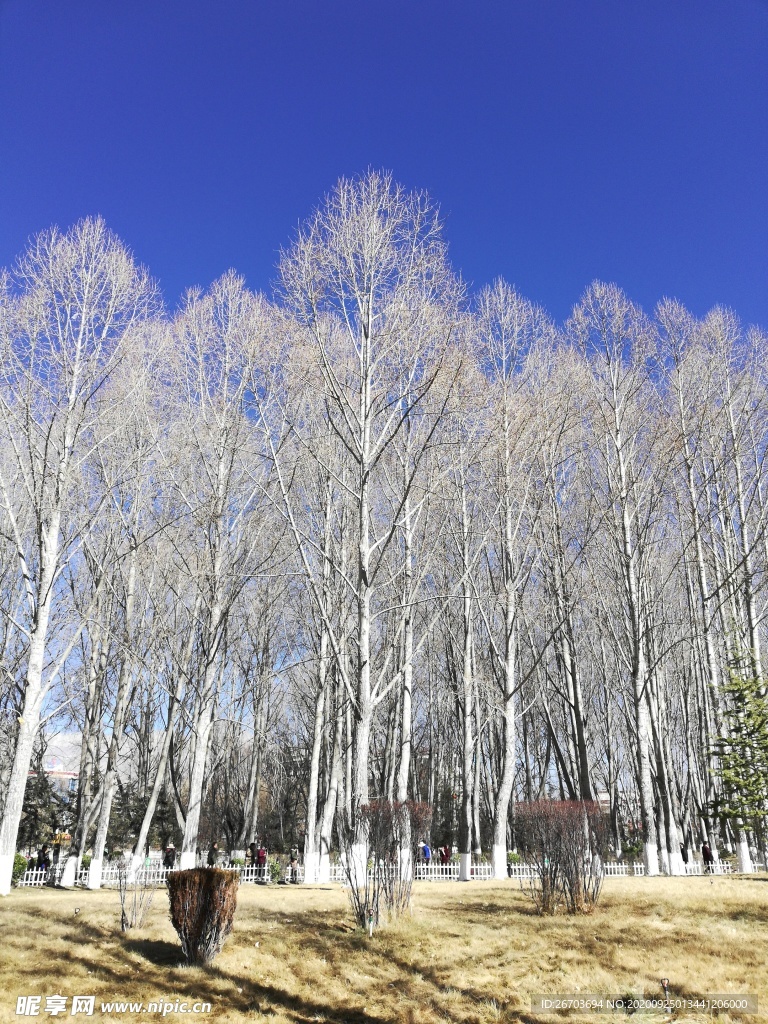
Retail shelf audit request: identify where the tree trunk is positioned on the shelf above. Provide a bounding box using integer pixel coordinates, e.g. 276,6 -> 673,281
0,524 -> 57,896
396,491 -> 415,879
318,682 -> 344,882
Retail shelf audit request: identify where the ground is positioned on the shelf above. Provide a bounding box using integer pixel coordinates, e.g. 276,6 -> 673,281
0,876 -> 766,1024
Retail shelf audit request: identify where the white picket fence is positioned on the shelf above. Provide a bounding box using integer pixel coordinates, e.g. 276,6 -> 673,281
603,862 -> 646,876
415,863 -> 459,881
17,862 -> 168,888
330,861 -> 506,884
237,865 -> 271,884
684,860 -> 732,875
328,863 -> 345,884
17,866 -> 61,887
15,855 -> 738,888
507,862 -> 536,879
584,860 -> 732,877
17,859 -> 302,888
328,859 -> 733,884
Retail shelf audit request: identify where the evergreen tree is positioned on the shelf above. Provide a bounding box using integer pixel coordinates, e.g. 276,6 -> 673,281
17,747 -> 73,853
714,663 -> 768,837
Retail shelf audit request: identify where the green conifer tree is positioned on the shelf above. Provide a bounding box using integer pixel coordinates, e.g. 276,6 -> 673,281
714,663 -> 768,838
17,746 -> 73,853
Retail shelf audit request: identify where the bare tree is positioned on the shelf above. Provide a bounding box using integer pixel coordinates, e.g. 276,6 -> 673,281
158,273 -> 277,869
569,282 -> 672,875
272,171 -> 460,878
0,219 -> 155,895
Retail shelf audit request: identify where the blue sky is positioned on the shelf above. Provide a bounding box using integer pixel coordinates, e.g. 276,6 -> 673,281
1,0 -> 767,327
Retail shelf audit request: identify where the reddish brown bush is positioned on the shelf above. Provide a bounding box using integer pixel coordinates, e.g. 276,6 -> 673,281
166,867 -> 239,964
516,800 -> 606,914
339,799 -> 432,930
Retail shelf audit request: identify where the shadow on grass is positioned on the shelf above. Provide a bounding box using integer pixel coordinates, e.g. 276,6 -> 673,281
723,906 -> 768,924
6,919 -> 144,990
112,907 -> 402,1023
430,897 -> 542,921
214,973 -> 396,1024
123,936 -> 183,967
380,945 -> 518,1018
225,904 -> 529,1023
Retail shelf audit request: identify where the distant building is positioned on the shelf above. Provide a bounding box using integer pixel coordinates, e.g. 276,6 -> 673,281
27,753 -> 78,799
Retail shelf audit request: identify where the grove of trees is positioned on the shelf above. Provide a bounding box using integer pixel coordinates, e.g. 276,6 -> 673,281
1,171 -> 767,895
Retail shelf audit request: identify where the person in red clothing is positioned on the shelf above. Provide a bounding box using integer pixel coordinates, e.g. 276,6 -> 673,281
256,842 -> 267,880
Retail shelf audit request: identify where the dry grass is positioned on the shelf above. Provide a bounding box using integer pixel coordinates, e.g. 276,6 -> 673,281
0,875 -> 766,1023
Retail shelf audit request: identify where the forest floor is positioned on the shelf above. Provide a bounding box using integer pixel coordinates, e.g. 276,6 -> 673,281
0,875 -> 765,1024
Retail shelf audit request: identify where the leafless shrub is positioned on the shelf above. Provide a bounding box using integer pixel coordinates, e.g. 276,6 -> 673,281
560,801 -> 607,913
339,800 -> 432,931
516,800 -> 565,913
116,857 -> 155,931
516,800 -> 606,914
166,867 -> 239,964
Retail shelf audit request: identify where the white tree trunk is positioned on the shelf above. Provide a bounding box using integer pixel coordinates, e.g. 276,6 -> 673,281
459,852 -> 472,882
180,691 -> 217,869
396,492 -> 415,878
491,843 -> 507,881
0,598 -> 53,895
492,490 -> 517,881
317,691 -> 343,884
87,556 -> 139,889
736,831 -> 754,873
643,841 -> 660,877
303,622 -> 329,875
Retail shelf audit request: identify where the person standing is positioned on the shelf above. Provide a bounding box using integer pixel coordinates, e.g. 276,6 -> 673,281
702,843 -> 715,873
163,843 -> 176,869
289,845 -> 299,883
207,841 -> 219,867
256,842 -> 267,881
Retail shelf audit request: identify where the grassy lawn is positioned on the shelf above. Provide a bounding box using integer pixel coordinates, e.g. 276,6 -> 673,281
0,876 -> 765,1023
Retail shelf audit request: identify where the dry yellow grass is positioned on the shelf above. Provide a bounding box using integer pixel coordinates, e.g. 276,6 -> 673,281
0,875 -> 766,1024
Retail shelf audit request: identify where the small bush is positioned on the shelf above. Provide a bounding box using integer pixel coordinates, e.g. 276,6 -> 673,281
507,851 -> 521,865
621,839 -> 643,863
167,867 -> 239,965
12,854 -> 28,886
117,857 -> 155,931
268,858 -> 281,884
339,799 -> 432,931
81,854 -> 92,870
516,800 -> 606,915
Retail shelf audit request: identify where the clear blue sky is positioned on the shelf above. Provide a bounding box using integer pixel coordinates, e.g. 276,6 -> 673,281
1,0 -> 767,327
